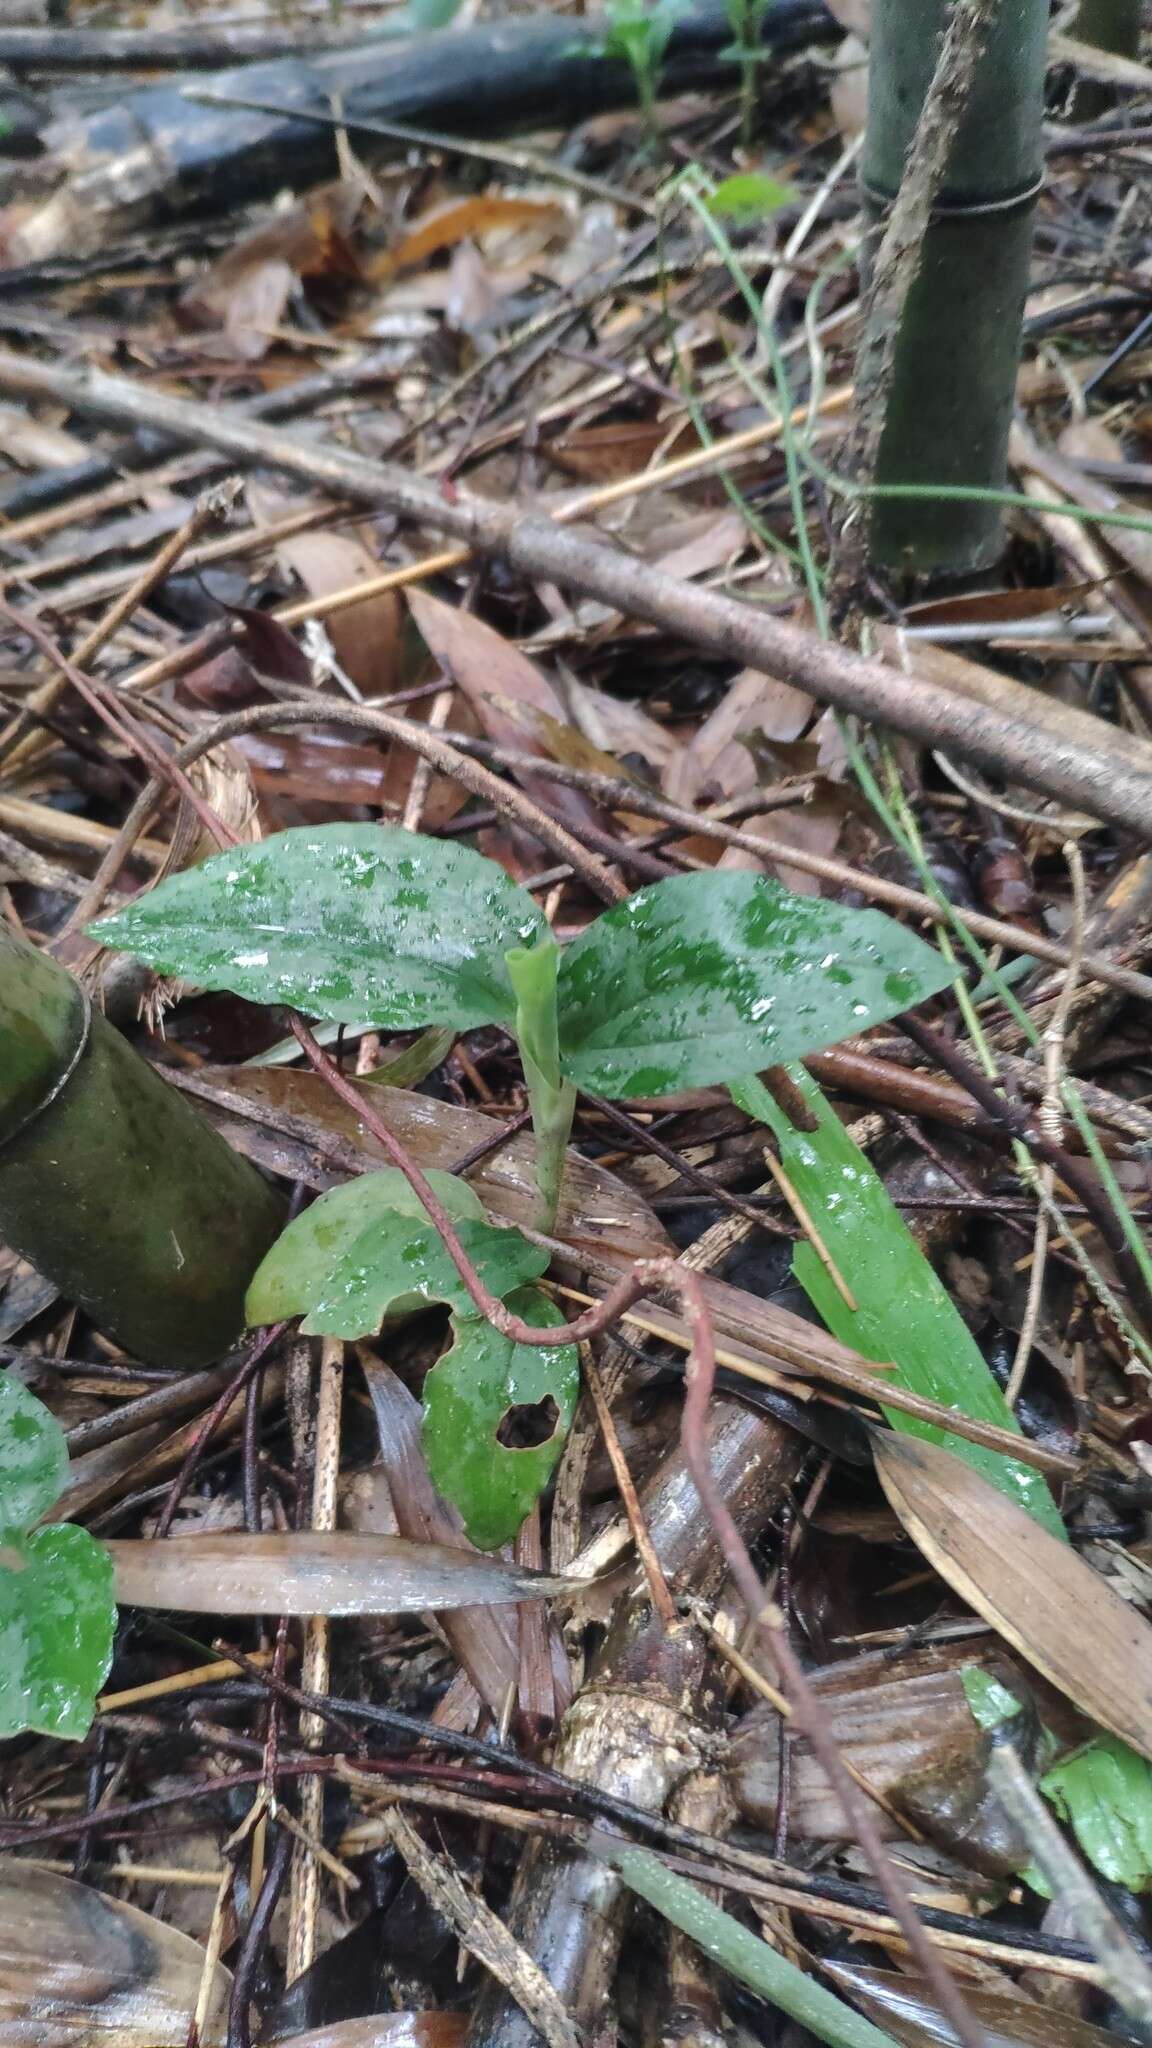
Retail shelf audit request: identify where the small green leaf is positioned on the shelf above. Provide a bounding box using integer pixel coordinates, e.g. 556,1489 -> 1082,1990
0,1370 -> 69,1544
962,1664 -> 1025,1731
0,1524 -> 115,1740
731,1066 -> 1067,1538
246,1170 -> 548,1339
91,824 -> 546,1031
557,873 -> 951,1097
423,1287 -> 579,1548
1042,1736 -> 1152,1892
707,172 -> 795,220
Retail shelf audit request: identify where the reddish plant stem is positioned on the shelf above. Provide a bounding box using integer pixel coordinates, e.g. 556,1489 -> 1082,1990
289,1013 -> 714,1357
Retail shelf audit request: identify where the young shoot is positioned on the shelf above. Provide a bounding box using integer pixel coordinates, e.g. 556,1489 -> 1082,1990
93,822 -> 950,1545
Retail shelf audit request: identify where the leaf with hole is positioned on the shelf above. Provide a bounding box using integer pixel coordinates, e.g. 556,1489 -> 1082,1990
556,872 -> 951,1097
90,823 -> 546,1030
245,1169 -> 548,1339
423,1288 -> 579,1548
730,1066 -> 1065,1537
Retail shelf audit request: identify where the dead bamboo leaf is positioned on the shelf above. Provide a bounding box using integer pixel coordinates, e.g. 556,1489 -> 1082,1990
275,2022 -> 467,2048
872,1430 -> 1152,1762
376,196 -> 568,277
406,589 -> 604,834
173,1067 -> 671,1265
109,1533 -> 577,1616
0,1856 -> 230,2045
355,1355 -> 526,1717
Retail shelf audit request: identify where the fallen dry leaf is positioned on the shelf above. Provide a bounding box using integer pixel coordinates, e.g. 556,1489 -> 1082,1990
873,1429 -> 1152,1763
277,527 -> 403,695
176,1064 -> 671,1265
109,1532 -> 576,1616
0,1857 -> 230,2045
375,194 -> 568,278
407,588 -> 605,834
180,181 -> 366,362
664,667 -> 814,807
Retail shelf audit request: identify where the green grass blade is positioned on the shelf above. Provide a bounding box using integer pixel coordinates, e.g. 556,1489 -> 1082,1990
731,1067 -> 1065,1538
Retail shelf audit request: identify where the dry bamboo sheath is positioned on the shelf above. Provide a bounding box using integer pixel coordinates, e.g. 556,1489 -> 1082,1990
0,350 -> 1149,835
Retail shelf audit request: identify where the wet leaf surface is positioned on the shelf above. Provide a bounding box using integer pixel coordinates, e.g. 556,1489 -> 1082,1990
246,1169 -> 547,1338
424,1287 -> 579,1548
0,1375 -> 114,1740
556,872 -> 952,1096
0,1366 -> 69,1542
91,824 -> 546,1030
732,1065 -> 1066,1535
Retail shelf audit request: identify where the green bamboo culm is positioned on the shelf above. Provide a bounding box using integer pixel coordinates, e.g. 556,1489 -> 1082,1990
0,930 -> 284,1368
861,0 -> 1048,577
1071,0 -> 1142,121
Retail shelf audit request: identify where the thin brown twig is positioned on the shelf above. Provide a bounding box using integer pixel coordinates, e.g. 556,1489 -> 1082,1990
582,1346 -> 678,1627
0,489 -> 227,770
0,598 -> 230,854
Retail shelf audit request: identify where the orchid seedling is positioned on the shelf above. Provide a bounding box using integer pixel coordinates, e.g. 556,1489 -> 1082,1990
93,823 -> 951,1545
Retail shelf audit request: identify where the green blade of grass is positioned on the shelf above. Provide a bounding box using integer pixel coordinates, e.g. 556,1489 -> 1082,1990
607,1845 -> 900,2048
731,1065 -> 1066,1538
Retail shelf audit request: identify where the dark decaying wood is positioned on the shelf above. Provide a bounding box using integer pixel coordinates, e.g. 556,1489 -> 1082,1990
19,0 -> 834,256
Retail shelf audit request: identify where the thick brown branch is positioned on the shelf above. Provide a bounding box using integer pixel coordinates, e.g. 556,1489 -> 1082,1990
0,348 -> 1150,832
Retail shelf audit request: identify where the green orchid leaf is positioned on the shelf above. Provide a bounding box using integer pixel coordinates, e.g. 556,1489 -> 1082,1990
0,1523 -> 116,1740
0,1370 -> 69,1544
246,1169 -> 548,1340
1042,1736 -> 1152,1892
731,1066 -> 1066,1538
91,824 -> 546,1031
557,873 -> 951,1097
423,1287 -> 579,1548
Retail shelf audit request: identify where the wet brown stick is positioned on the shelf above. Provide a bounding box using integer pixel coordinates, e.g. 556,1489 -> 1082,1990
1,348 -> 1150,832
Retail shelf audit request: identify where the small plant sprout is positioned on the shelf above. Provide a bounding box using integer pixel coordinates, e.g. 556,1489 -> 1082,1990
598,0 -> 687,143
93,822 -> 951,1546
